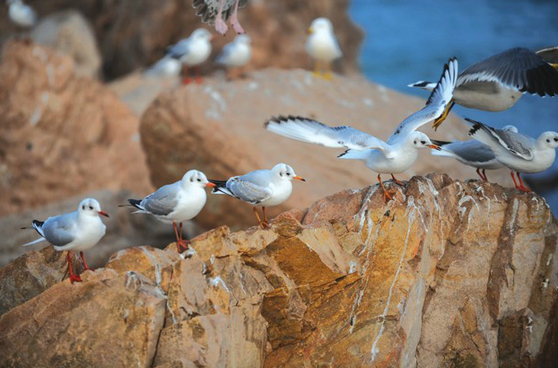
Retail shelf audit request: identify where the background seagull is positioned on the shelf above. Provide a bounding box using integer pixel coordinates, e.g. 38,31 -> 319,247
167,28 -> 213,84
265,58 -> 457,200
306,17 -> 342,80
7,0 -> 37,28
409,47 -> 558,128
192,0 -> 248,35
22,198 -> 109,284
431,125 -> 518,181
125,170 -> 215,252
215,34 -> 251,78
466,118 -> 558,192
209,163 -> 305,229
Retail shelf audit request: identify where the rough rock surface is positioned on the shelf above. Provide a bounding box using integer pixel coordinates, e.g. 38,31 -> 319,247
140,68 -> 482,230
30,10 -> 102,78
1,174 -> 557,367
0,0 -> 362,79
0,41 -> 151,216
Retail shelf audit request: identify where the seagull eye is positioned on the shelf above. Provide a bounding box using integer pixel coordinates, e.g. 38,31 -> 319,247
547,139 -> 551,143
88,205 -> 93,210
286,172 -> 291,176
197,178 -> 201,182
421,140 -> 426,144
554,138 -> 558,142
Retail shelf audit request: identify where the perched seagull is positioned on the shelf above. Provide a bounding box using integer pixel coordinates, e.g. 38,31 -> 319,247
167,28 -> 213,84
466,118 -> 558,192
144,55 -> 182,78
431,125 -> 518,181
209,163 -> 305,229
22,198 -> 109,284
7,0 -> 37,28
409,47 -> 558,129
306,17 -> 342,80
192,0 -> 248,35
125,170 -> 215,252
265,58 -> 458,201
215,34 -> 251,78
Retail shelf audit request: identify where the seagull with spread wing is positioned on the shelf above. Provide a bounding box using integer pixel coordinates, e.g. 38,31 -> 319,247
265,58 -> 458,201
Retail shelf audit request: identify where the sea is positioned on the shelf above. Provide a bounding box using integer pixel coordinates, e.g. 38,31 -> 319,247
349,0 -> 558,213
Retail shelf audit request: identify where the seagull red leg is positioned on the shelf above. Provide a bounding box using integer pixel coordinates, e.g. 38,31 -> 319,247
68,252 -> 82,284
177,222 -> 189,251
510,171 -> 519,189
214,0 -> 228,35
230,0 -> 245,34
261,206 -> 270,228
481,169 -> 488,181
253,207 -> 268,229
391,174 -> 404,186
80,251 -> 93,271
378,174 -> 393,202
516,172 -> 531,192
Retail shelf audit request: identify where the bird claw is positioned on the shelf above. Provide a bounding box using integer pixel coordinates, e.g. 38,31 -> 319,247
259,221 -> 270,229
516,185 -> 531,193
214,17 -> 228,35
230,15 -> 244,34
177,240 -> 190,253
70,274 -> 82,284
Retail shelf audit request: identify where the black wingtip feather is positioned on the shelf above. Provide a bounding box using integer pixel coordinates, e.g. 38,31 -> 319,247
430,139 -> 451,146
128,199 -> 142,209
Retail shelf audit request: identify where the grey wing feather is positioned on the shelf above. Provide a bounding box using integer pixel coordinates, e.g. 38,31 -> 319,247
459,47 -> 558,96
141,183 -> 180,216
216,43 -> 233,64
265,116 -> 388,152
466,118 -> 534,160
442,140 -> 496,163
226,175 -> 272,204
42,212 -> 78,247
167,39 -> 191,59
389,58 -> 458,143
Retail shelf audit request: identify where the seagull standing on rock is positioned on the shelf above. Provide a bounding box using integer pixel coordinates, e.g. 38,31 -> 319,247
216,34 -> 252,79
22,198 -> 109,284
466,118 -> 558,192
125,170 -> 215,252
306,17 -> 342,80
209,163 -> 305,229
192,0 -> 248,35
167,28 -> 213,84
265,58 -> 458,201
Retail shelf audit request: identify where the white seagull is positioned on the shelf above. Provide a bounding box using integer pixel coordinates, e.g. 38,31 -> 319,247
431,125 -> 518,181
144,55 -> 182,78
306,17 -> 342,79
192,0 -> 248,35
7,0 -> 37,28
409,47 -> 558,129
22,198 -> 109,284
265,58 -> 458,201
167,28 -> 213,84
466,118 -> 558,192
209,163 -> 305,229
216,34 -> 251,77
126,170 -> 215,252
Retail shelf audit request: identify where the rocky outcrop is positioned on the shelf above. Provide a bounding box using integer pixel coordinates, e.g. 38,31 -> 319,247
0,0 -> 363,79
0,41 -> 151,216
1,174 -> 557,367
140,68 -> 475,230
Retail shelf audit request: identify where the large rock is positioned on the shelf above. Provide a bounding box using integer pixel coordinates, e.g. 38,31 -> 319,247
0,0 -> 363,79
0,41 -> 151,216
31,10 -> 102,78
140,68 -> 487,230
1,174 -> 557,367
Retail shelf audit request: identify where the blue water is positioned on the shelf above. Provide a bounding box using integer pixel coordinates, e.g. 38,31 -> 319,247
350,0 -> 558,213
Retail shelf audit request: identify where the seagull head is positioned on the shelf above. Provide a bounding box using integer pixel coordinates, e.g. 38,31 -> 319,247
538,132 -> 558,149
272,163 -> 306,182
182,169 -> 216,188
408,131 -> 441,150
78,198 -> 109,218
191,28 -> 213,42
308,18 -> 334,35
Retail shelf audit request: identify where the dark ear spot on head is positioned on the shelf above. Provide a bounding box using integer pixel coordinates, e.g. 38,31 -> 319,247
82,205 -> 85,210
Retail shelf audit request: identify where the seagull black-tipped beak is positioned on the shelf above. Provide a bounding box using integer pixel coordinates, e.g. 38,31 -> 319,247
294,176 -> 306,182
428,144 -> 442,151
98,211 -> 110,218
206,182 -> 217,188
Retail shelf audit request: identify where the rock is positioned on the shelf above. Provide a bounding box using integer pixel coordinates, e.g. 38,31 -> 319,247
0,269 -> 166,368
30,10 -> 102,78
0,41 -> 151,216
0,0 -> 362,80
140,68 -> 473,230
0,189 -> 200,269
1,174 -> 557,367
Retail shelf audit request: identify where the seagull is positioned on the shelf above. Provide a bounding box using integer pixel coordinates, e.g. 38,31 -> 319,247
21,198 -> 109,284
209,163 -> 305,229
265,58 -> 458,201
125,170 -> 215,252
466,118 -> 558,192
167,28 -> 213,84
7,0 -> 37,28
431,125 -> 518,181
144,55 -> 182,78
409,47 -> 558,129
192,0 -> 248,35
215,34 -> 251,78
306,17 -> 342,80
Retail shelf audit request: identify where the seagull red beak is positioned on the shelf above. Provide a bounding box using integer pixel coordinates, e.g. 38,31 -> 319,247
294,176 -> 306,182
206,182 -> 217,188
428,144 -> 442,151
98,211 -> 109,218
